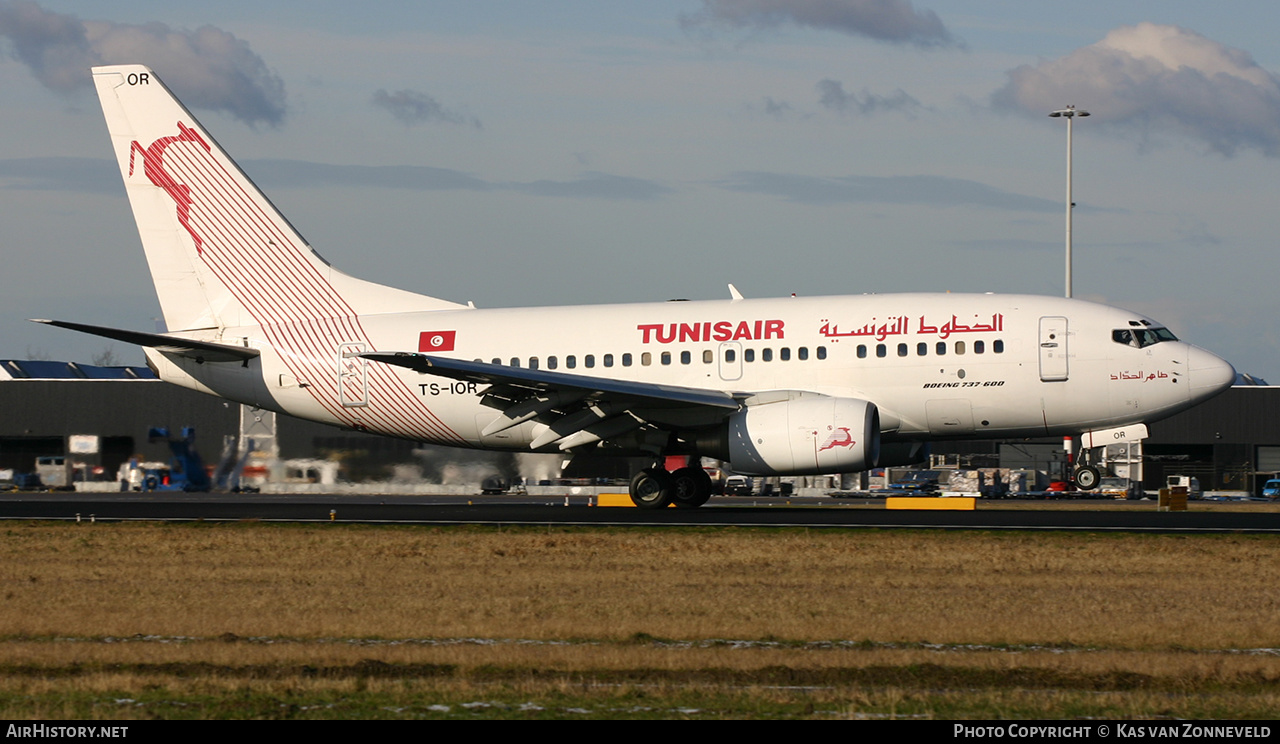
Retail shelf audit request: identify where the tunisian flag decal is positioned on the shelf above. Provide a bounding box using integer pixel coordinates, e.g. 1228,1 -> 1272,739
419,331 -> 456,352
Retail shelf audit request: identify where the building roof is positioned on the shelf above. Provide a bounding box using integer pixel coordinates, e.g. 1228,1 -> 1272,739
0,360 -> 155,380
1235,373 -> 1270,386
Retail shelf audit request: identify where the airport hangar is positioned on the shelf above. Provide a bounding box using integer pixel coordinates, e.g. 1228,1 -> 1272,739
1,359 -> 1275,493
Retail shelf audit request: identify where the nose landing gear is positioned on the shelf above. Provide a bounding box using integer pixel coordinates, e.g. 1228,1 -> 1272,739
1073,465 -> 1100,491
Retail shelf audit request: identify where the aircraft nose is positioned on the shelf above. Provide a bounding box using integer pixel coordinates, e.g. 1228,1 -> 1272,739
1186,345 -> 1235,399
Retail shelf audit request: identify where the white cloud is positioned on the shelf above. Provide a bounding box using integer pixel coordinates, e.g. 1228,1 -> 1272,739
0,156 -> 673,202
681,0 -> 955,48
718,172 -> 1064,211
0,0 -> 285,126
993,23 -> 1280,157
817,79 -> 923,116
370,88 -> 482,129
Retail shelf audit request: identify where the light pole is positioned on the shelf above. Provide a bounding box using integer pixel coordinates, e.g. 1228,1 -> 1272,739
1049,105 -> 1088,298
1049,105 -> 1092,489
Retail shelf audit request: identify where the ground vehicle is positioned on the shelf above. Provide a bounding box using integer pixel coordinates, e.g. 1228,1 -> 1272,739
890,470 -> 941,493
34,456 -> 71,488
117,427 -> 211,492
1165,475 -> 1202,498
1098,476 -> 1134,499
480,476 -> 509,495
1262,479 -> 1280,499
724,476 -> 753,496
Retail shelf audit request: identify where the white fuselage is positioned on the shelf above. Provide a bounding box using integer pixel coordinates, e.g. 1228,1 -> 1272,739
146,291 -> 1235,452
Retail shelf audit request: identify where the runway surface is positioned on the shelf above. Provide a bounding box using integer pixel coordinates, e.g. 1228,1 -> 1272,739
2,493 -> 1279,532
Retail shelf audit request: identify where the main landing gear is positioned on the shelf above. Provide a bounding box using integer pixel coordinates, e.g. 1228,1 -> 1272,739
629,466 -> 714,509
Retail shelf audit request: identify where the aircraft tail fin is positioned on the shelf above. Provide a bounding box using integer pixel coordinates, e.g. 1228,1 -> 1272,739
92,65 -> 461,334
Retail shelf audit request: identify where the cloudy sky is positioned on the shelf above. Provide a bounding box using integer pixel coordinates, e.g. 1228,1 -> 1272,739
1,0 -> 1278,380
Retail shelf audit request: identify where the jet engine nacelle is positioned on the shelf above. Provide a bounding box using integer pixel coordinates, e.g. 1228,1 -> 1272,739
715,396 -> 880,476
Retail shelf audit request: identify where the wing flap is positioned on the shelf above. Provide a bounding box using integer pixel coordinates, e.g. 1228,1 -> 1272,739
363,352 -> 744,453
480,391 -> 585,437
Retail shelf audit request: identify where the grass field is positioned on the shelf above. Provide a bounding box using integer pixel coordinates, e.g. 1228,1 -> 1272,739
1,521 -> 1278,719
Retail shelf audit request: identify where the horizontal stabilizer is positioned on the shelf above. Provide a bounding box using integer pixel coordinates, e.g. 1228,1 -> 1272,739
31,319 -> 260,363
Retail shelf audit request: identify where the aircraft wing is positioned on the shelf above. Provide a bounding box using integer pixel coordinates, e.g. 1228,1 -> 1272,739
363,351 -> 744,451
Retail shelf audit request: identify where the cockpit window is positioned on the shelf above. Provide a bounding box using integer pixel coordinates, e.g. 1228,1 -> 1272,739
1113,327 -> 1178,348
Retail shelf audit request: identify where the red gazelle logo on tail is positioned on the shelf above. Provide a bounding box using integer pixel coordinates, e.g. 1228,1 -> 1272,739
129,122 -> 210,254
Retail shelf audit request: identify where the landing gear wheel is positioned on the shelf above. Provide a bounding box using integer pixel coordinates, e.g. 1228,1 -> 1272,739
1074,466 -> 1100,491
670,466 -> 713,509
630,468 -> 674,509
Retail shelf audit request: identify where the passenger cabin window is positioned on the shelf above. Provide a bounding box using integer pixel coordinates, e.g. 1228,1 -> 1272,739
762,348 -> 773,362
547,356 -> 558,370
641,352 -> 651,366
993,340 -> 1004,353
876,344 -> 886,358
622,353 -> 633,367
817,347 -> 827,360
799,347 -> 809,361
510,357 -> 520,368
528,357 -> 539,370
725,348 -> 736,363
744,349 -> 755,362
936,342 -> 946,356
681,351 -> 692,364
703,350 -> 713,363
897,343 -> 908,357
917,342 -> 927,356
585,355 -> 595,368
566,355 -> 576,369
955,341 -> 965,355
661,352 -> 671,365
974,340 -> 985,354
857,345 -> 867,359
780,348 -> 790,361
604,354 -> 614,367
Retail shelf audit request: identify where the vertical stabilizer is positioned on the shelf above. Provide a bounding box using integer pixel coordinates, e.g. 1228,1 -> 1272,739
92,65 -> 461,334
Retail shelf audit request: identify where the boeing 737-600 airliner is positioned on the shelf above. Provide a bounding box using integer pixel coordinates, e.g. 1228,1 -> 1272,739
36,65 -> 1236,508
